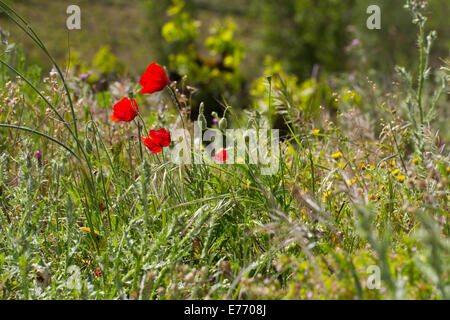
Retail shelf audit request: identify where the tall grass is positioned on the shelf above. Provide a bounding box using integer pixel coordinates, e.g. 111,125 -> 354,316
0,0 -> 448,300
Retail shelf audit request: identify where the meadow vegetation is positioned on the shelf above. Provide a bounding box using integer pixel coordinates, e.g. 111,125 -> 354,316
0,0 -> 448,299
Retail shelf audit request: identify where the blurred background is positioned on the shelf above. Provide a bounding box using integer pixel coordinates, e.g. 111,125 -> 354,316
1,0 -> 449,125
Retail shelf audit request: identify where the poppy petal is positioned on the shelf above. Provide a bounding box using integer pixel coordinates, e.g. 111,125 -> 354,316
141,136 -> 162,154
213,149 -> 227,162
139,63 -> 169,94
110,97 -> 138,122
149,128 -> 171,147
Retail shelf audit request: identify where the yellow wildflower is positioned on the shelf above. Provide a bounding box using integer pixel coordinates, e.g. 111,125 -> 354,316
332,152 -> 342,159
79,227 -> 100,236
338,162 -> 344,169
412,158 -> 419,164
365,174 -> 372,179
396,175 -> 406,182
312,129 -> 320,135
301,209 -> 307,220
392,168 -> 400,175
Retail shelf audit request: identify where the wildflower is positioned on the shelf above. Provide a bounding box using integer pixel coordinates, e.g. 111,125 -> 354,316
79,227 -> 100,236
236,157 -> 245,164
301,209 -> 306,220
139,63 -> 169,94
392,168 -> 400,175
412,158 -> 419,164
35,151 -> 42,167
312,129 -> 320,135
365,174 -> 372,179
141,128 -> 171,154
110,97 -> 138,122
79,73 -> 89,81
213,149 -> 227,162
370,165 -> 375,170
212,118 -> 218,124
94,267 -> 102,277
389,160 -> 396,166
332,152 -> 342,159
446,167 -> 450,174
344,38 -> 360,52
381,161 -> 386,168
338,162 -> 344,169
396,175 -> 406,182
218,117 -> 228,131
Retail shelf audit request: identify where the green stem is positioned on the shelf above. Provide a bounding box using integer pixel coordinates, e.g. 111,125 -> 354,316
417,24 -> 425,126
167,85 -> 186,131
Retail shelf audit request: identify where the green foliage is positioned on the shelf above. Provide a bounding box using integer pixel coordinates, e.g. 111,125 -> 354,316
258,0 -> 353,78
0,0 -> 448,300
162,0 -> 247,120
251,57 -> 338,125
93,46 -> 124,75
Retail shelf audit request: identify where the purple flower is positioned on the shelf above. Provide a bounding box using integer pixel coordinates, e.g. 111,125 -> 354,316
35,151 -> 43,167
344,38 -> 360,52
350,38 -> 360,46
80,73 -> 88,81
212,118 -> 218,124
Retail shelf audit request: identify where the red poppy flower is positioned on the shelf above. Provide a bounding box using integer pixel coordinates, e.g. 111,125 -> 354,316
139,63 -> 169,94
110,97 -> 139,122
213,149 -> 227,162
141,128 -> 171,154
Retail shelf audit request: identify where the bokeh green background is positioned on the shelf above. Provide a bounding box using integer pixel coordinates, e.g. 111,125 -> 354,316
1,0 -> 448,79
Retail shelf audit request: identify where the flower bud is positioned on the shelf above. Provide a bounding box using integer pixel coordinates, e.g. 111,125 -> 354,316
197,102 -> 207,129
219,117 -> 228,131
198,114 -> 207,130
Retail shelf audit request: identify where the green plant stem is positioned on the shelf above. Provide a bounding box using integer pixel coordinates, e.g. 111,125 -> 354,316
417,24 -> 425,126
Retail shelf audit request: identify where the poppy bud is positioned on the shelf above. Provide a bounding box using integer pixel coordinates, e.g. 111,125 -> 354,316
219,117 -> 227,131
197,102 -> 207,130
198,114 -> 207,130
